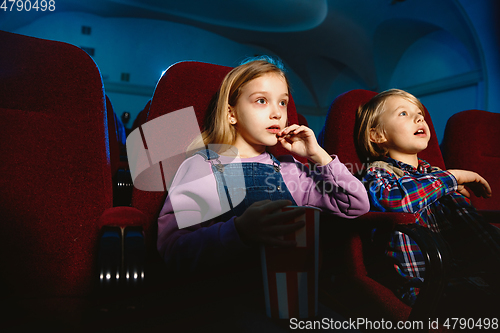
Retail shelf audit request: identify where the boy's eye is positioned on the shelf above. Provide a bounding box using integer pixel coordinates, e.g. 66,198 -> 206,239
399,111 -> 407,116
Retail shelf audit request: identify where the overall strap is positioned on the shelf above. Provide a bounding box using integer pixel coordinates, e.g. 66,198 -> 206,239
267,151 -> 282,173
194,148 -> 235,214
195,147 -> 220,161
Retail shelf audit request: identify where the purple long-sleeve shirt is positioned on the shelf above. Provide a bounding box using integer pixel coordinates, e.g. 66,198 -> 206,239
157,152 -> 369,272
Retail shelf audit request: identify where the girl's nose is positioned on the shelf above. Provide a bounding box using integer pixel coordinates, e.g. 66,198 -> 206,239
271,104 -> 282,119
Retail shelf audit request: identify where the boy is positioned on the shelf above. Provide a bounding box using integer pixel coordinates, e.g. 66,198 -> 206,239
356,89 -> 500,314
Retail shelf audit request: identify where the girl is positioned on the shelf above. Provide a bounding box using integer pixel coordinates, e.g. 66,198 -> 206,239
157,57 -> 370,275
357,88 -> 500,314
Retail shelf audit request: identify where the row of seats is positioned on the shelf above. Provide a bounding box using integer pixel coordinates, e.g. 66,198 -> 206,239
2,30 -> 499,331
121,64 -> 500,330
94,69 -> 500,331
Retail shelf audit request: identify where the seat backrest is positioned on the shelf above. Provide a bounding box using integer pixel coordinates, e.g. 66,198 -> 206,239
106,95 -> 122,176
129,61 -> 304,252
297,113 -> 309,126
131,99 -> 151,132
441,110 -> 500,210
0,31 -> 112,302
317,89 -> 444,322
318,89 -> 445,175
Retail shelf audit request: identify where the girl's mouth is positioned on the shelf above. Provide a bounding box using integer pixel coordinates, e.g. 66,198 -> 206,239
267,125 -> 280,134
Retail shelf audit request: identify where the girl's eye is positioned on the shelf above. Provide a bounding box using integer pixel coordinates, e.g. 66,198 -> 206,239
399,111 -> 407,116
256,98 -> 266,104
279,100 -> 288,107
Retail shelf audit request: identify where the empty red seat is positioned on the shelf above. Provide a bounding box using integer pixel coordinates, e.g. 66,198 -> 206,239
441,110 -> 500,216
0,31 -> 114,327
131,99 -> 151,132
297,112 -> 309,126
107,95 -> 122,177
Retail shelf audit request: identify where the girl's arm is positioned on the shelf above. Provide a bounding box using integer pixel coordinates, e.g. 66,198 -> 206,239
157,155 -> 248,272
363,166 -> 458,213
280,155 -> 370,218
278,124 -> 332,166
158,210 -> 245,272
157,155 -> 306,273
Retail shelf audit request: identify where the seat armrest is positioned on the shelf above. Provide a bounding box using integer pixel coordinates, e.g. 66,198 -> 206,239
123,226 -> 145,288
98,226 -> 122,291
396,223 -> 450,323
98,206 -> 148,229
113,168 -> 133,207
320,211 -> 451,327
97,207 -> 148,292
477,210 -> 500,229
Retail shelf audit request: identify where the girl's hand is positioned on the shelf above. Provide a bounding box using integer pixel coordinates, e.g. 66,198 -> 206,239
234,200 -> 306,247
447,169 -> 492,198
277,124 -> 332,165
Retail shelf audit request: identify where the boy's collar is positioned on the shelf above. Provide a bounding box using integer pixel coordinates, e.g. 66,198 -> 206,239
380,155 -> 431,172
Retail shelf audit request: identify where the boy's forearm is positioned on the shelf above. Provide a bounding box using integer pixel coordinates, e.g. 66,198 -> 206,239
365,168 -> 458,213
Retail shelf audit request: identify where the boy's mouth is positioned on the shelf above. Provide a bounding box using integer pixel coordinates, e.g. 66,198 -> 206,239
414,129 -> 425,135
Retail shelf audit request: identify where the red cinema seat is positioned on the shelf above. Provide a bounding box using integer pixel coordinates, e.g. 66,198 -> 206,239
128,60 -> 306,256
131,99 -> 151,133
317,89 -> 449,325
297,112 -> 309,126
441,110 -> 500,228
0,31 -> 115,327
93,61 -> 308,330
106,95 -> 133,206
107,95 -> 122,177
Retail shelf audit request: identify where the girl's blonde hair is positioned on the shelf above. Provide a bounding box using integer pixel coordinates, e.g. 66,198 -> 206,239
187,56 -> 289,153
356,88 -> 425,160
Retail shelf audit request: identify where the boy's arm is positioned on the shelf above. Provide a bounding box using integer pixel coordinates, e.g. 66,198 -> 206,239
363,166 -> 458,213
447,169 -> 492,198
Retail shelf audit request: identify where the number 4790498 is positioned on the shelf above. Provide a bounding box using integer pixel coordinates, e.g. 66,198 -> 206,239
1,0 -> 56,12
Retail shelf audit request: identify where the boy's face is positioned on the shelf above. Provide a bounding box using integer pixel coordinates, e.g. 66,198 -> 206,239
371,96 -> 430,161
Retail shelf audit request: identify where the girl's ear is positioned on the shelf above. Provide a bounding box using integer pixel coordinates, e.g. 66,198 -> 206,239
369,128 -> 386,144
228,106 -> 237,125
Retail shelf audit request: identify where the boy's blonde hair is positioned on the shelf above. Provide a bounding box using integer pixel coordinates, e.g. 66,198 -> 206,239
188,56 -> 289,153
356,89 -> 425,160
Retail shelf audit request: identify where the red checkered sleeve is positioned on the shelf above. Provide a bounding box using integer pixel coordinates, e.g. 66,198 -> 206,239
363,166 -> 458,214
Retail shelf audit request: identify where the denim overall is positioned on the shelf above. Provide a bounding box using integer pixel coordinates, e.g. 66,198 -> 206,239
195,148 -> 297,221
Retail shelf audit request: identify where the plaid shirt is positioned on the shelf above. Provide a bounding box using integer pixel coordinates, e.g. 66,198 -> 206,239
362,156 -> 500,305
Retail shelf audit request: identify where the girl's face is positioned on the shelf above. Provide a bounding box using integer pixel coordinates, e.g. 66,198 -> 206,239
229,73 -> 288,157
371,96 -> 430,162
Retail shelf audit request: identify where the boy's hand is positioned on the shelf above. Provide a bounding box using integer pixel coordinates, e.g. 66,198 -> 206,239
448,169 -> 492,198
277,124 -> 332,165
234,200 -> 306,247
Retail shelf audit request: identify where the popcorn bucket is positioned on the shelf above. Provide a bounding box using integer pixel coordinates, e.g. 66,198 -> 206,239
260,206 -> 320,319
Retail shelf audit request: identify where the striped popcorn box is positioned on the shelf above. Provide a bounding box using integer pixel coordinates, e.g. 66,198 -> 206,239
260,206 -> 320,319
